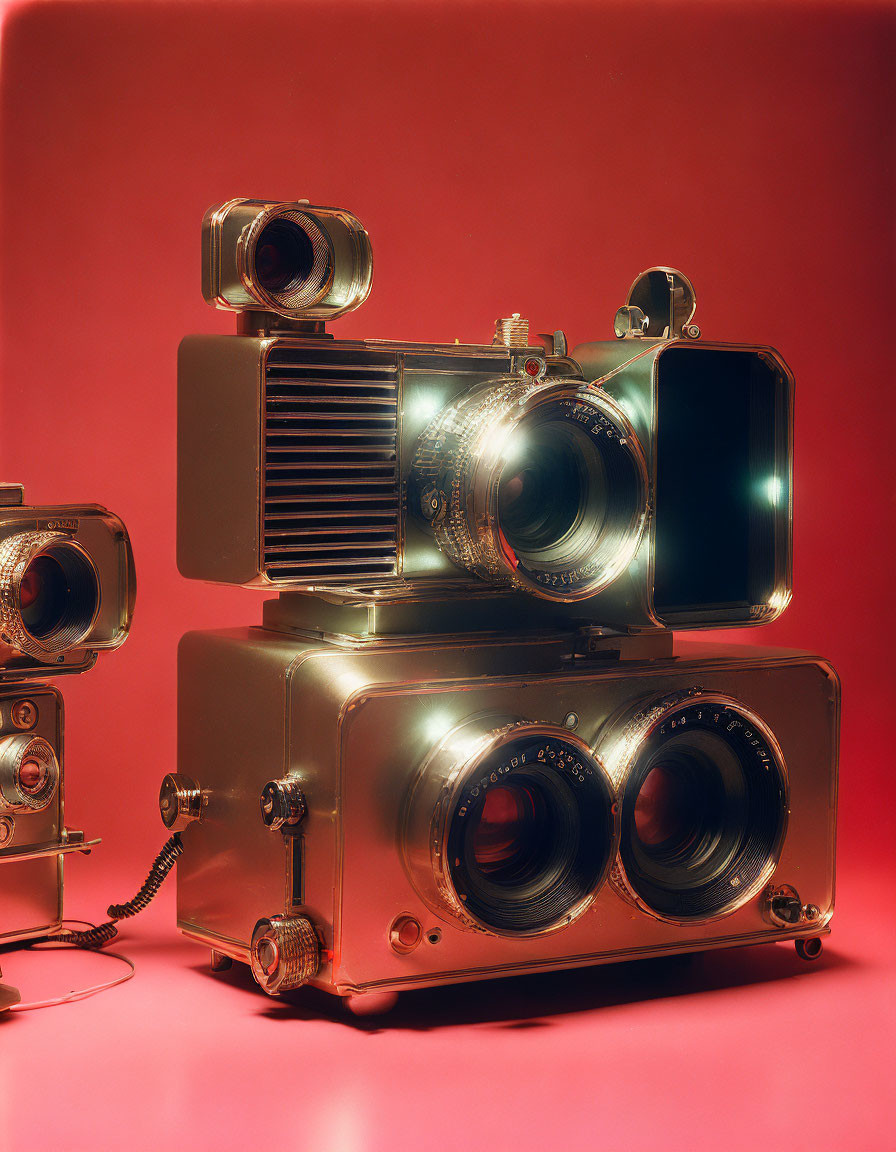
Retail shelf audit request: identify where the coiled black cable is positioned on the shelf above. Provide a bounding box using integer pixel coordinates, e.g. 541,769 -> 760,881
51,833 -> 183,950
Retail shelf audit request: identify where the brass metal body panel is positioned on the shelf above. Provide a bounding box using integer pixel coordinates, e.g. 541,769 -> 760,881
0,686 -> 65,942
175,634 -> 838,996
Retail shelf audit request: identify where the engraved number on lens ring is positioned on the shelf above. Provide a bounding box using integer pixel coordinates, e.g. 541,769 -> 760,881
611,695 -> 788,924
438,727 -> 616,936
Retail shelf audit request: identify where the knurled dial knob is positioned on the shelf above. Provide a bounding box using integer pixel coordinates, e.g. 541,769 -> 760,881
250,915 -> 319,996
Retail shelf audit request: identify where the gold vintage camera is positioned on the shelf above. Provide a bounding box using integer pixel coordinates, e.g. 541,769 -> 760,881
166,201 -> 836,1009
0,482 -> 134,996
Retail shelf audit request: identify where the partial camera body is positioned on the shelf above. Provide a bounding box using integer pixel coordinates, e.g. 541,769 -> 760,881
0,483 -> 134,964
0,484 -> 135,679
0,685 -> 72,943
172,627 -> 838,997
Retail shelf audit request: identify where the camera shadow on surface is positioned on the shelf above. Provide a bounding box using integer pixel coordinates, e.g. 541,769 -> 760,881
193,941 -> 856,1033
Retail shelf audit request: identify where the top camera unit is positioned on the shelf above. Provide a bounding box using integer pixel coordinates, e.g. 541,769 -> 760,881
178,199 -> 792,632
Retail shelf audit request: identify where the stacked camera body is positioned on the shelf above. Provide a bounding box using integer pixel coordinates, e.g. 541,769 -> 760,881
0,485 -> 134,1004
166,199 -> 839,1003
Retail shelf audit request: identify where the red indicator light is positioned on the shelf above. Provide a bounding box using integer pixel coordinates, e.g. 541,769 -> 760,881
524,358 -> 541,377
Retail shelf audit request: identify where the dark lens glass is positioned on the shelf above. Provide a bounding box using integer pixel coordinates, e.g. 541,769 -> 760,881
446,733 -> 614,935
634,763 -> 702,850
498,423 -> 594,556
620,702 -> 786,921
470,783 -> 550,882
18,545 -> 99,649
254,220 -> 315,293
19,556 -> 68,637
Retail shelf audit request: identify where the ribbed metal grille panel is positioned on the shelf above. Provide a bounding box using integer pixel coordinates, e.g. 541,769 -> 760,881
263,346 -> 400,582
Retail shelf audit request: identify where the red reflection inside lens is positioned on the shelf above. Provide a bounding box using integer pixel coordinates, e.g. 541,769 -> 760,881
18,563 -> 43,609
472,785 -> 535,873
18,757 -> 46,794
634,765 -> 690,847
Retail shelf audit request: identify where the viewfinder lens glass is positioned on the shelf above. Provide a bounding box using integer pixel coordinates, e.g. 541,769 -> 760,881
255,220 -> 315,293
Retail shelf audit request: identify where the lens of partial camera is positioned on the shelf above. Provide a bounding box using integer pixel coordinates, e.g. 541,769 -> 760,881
445,730 -> 615,935
18,542 -> 99,650
618,699 -> 786,921
254,219 -> 315,294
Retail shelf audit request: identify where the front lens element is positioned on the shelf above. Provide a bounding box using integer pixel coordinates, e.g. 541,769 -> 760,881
254,220 -> 315,294
443,729 -> 615,935
18,544 -> 99,649
617,697 -> 786,922
498,419 -> 608,567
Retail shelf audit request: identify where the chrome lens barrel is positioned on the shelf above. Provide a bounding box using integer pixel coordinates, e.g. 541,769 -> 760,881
404,721 -> 617,937
412,377 -> 648,602
604,691 -> 788,924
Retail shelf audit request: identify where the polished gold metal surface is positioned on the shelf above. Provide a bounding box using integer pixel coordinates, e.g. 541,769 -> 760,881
173,630 -> 838,997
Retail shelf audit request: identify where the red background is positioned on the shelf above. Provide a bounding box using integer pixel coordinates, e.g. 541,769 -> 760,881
0,2 -> 893,1149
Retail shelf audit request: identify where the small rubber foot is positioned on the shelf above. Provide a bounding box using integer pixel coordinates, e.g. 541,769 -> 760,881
342,991 -> 400,1017
795,937 -> 823,962
210,949 -> 233,972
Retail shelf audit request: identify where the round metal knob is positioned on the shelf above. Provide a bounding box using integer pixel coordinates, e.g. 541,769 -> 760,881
159,773 -> 201,831
0,734 -> 59,813
260,778 -> 306,831
250,915 -> 319,996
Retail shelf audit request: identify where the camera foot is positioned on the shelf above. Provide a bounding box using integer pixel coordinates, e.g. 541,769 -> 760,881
342,991 -> 400,1017
795,937 -> 823,962
209,949 -> 233,972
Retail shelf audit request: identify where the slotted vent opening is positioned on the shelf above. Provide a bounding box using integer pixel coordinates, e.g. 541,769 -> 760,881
264,347 -> 400,581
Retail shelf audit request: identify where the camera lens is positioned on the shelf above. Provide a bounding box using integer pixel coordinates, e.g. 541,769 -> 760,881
616,697 -> 787,921
413,378 -> 648,602
0,532 -> 100,658
497,420 -> 608,570
18,543 -> 99,649
254,220 -> 315,294
249,210 -> 332,311
434,728 -> 615,936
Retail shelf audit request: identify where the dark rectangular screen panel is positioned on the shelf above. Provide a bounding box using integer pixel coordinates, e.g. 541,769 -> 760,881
653,347 -> 783,621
